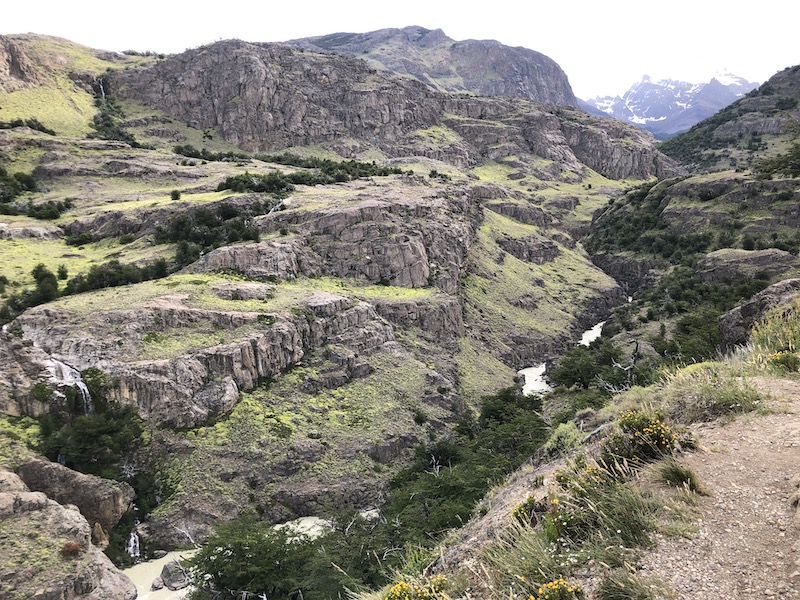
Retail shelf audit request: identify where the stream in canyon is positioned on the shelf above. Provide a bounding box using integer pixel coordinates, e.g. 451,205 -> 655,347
122,321 -> 608,594
518,320 -> 606,395
122,550 -> 196,600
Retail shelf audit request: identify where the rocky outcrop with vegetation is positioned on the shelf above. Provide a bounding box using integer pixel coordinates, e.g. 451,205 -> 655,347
110,39 -> 677,181
0,467 -> 137,600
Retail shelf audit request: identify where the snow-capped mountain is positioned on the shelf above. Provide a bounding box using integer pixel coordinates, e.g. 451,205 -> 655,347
580,72 -> 759,138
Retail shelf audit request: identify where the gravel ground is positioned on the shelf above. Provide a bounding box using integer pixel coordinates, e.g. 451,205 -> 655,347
637,377 -> 800,599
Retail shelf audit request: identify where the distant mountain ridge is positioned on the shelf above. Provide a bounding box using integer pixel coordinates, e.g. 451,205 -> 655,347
581,72 -> 759,138
285,25 -> 578,107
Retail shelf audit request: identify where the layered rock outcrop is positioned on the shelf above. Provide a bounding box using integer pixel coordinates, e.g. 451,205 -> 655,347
17,459 -> 134,542
0,468 -> 136,600
110,39 -> 677,181
696,248 -> 800,284
15,290 -> 397,428
719,278 -> 800,351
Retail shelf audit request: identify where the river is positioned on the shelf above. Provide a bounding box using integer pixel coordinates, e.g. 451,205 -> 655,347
122,550 -> 196,600
518,320 -> 606,395
121,517 -> 329,598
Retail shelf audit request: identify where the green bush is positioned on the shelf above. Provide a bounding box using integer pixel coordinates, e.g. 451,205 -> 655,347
768,350 -> 800,371
532,578 -> 586,600
542,422 -> 582,457
600,410 -> 675,465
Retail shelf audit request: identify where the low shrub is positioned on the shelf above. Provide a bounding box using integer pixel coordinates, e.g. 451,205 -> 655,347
531,578 -> 585,600
767,350 -> 800,372
668,373 -> 764,423
542,422 -> 583,457
600,410 -> 675,465
384,575 -> 447,600
60,541 -> 82,557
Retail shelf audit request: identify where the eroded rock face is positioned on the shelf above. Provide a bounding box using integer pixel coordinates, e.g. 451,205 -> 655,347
189,179 -> 483,295
696,248 -> 800,284
0,333 -> 55,417
111,40 -> 442,153
0,35 -> 46,92
0,468 -> 136,600
110,40 -> 677,181
720,279 -> 800,351
287,26 -> 578,106
18,458 -> 134,541
373,294 -> 464,348
497,235 -> 560,265
15,290 -> 396,428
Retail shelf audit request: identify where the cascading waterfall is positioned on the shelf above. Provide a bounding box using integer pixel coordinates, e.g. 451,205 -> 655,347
126,528 -> 141,559
579,321 -> 606,347
48,359 -> 94,414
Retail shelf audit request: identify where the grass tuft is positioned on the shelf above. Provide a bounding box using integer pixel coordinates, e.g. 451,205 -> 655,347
597,570 -> 673,600
655,459 -> 709,496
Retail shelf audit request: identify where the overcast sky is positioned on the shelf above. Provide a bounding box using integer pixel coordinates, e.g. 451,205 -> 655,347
3,1 -> 798,99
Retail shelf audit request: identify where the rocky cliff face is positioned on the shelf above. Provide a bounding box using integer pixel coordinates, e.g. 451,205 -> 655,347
17,459 -> 135,543
720,279 -> 800,351
110,40 -> 442,153
0,467 -> 137,600
14,290 -> 395,428
0,35 -> 47,92
110,39 -> 677,181
286,26 -> 578,106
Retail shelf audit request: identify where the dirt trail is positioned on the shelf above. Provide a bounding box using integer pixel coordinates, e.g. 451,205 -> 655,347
639,376 -> 800,599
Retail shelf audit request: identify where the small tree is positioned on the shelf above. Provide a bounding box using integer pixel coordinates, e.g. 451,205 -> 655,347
170,190 -> 181,201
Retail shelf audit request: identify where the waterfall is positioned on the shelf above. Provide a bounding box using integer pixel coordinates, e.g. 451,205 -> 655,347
126,529 -> 141,559
579,321 -> 606,347
518,363 -> 552,395
48,359 -> 94,414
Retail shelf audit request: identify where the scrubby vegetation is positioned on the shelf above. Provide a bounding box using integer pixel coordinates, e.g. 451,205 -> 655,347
753,121 -> 800,179
87,75 -> 141,146
186,386 -> 548,598
215,154 -> 407,195
154,202 -> 268,265
0,117 -> 56,136
0,166 -> 38,203
0,260 -> 169,322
